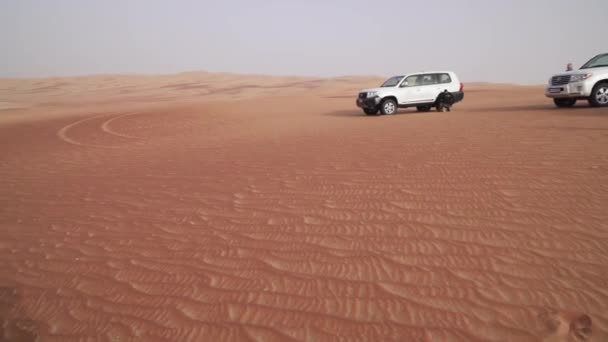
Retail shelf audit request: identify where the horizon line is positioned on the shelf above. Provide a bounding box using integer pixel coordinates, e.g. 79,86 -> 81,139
0,70 -> 546,87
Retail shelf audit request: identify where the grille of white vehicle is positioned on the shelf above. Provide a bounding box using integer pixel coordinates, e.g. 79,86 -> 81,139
551,75 -> 571,86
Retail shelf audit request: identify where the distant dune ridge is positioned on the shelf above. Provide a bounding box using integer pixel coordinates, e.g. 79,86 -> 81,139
1,72 -> 607,341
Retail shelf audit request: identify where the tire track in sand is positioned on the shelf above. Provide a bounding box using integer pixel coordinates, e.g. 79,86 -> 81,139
100,112 -> 144,139
57,112 -> 141,148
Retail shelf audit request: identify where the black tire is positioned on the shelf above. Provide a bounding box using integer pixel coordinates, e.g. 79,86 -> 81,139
380,99 -> 397,115
588,82 -> 608,107
416,105 -> 432,112
363,108 -> 379,115
553,98 -> 577,108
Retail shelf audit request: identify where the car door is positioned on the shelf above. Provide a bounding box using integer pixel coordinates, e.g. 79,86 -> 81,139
396,74 -> 424,104
417,74 -> 440,103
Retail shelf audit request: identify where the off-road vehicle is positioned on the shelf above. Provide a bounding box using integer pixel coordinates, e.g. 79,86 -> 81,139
545,53 -> 608,107
356,71 -> 464,115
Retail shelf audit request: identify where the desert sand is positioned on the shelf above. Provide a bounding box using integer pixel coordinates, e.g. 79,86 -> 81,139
1,73 -> 607,341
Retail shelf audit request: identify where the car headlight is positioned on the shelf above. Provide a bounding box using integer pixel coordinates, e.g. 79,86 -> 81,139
570,73 -> 592,83
367,91 -> 378,97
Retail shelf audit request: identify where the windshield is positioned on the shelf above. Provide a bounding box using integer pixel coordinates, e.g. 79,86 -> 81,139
580,54 -> 608,69
381,76 -> 404,87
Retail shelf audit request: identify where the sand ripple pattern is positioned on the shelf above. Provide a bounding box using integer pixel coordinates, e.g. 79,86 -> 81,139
1,86 -> 608,341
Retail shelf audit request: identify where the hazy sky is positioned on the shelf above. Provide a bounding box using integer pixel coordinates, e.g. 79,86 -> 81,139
1,0 -> 606,84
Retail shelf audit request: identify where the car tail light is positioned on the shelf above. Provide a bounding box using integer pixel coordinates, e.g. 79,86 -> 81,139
459,82 -> 464,91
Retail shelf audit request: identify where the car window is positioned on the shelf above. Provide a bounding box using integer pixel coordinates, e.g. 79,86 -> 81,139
581,54 -> 608,69
421,74 -> 438,85
381,76 -> 404,87
438,73 -> 452,84
401,75 -> 421,87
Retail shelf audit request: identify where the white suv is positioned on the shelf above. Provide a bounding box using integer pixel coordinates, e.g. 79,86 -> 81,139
545,53 -> 608,107
356,71 -> 464,115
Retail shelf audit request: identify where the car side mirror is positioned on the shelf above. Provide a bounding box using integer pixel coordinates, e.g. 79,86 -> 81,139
400,81 -> 408,88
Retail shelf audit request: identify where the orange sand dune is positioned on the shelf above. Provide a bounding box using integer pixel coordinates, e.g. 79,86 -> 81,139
1,73 -> 607,341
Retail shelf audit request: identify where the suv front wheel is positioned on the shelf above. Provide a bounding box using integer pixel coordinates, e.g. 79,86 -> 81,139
363,108 -> 379,115
553,98 -> 577,108
588,82 -> 608,107
380,99 -> 397,115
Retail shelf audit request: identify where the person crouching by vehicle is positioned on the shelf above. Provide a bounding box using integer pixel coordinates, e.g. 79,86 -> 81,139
436,90 -> 455,112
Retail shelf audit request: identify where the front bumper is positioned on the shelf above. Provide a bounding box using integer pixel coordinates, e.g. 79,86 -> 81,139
545,82 -> 592,98
356,96 -> 381,109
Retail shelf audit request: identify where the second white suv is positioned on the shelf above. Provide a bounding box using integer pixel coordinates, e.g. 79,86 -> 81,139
545,53 -> 608,107
356,71 -> 464,115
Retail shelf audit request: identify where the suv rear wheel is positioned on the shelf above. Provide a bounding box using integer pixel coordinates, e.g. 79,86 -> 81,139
588,82 -> 608,107
553,98 -> 577,108
380,99 -> 397,115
